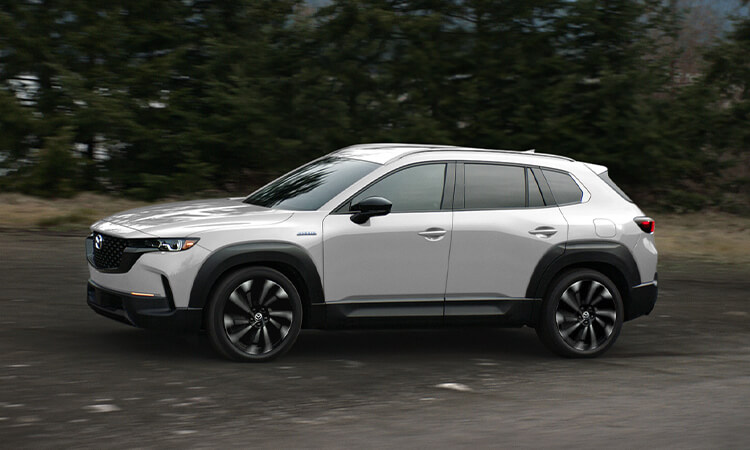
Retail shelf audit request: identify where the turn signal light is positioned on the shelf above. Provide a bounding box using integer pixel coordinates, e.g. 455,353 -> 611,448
130,292 -> 155,297
634,216 -> 655,233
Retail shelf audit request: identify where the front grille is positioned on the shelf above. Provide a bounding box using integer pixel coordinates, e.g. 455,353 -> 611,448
93,234 -> 128,269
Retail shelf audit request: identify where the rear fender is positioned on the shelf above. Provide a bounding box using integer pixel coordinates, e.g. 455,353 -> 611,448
526,240 -> 643,321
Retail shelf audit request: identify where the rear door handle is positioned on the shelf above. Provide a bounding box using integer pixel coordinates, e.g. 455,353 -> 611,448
418,228 -> 447,241
528,227 -> 557,238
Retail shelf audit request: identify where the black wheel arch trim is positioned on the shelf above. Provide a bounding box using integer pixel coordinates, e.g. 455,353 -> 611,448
188,241 -> 325,327
526,240 -> 646,320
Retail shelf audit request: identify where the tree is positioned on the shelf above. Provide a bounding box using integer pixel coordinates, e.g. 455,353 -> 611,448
701,12 -> 750,212
0,0 -> 746,209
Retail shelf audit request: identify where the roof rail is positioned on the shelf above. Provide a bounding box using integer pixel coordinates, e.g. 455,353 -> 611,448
389,145 -> 575,163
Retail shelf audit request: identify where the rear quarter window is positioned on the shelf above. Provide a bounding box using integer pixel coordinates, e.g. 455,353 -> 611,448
542,169 -> 583,205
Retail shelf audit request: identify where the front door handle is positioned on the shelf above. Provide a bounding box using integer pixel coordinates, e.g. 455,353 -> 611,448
528,227 -> 557,238
418,228 -> 447,241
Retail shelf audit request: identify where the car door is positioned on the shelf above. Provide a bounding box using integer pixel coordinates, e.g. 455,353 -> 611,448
322,162 -> 455,322
445,163 -> 568,318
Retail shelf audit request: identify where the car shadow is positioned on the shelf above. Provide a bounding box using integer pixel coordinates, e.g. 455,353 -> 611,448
78,320 -> 691,364
289,327 -> 549,361
86,326 -> 551,363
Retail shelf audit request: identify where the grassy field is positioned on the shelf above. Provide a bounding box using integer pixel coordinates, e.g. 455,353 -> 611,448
0,193 -> 150,230
655,212 -> 750,265
0,192 -> 748,264
656,211 -> 750,265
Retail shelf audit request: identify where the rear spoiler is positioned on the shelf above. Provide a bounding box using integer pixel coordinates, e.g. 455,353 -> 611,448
584,162 -> 607,175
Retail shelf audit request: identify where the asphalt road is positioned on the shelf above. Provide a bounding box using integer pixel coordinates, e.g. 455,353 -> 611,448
1,231 -> 749,448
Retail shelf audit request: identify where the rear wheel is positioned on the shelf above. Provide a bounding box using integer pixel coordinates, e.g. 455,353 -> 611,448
536,269 -> 623,358
207,267 -> 302,362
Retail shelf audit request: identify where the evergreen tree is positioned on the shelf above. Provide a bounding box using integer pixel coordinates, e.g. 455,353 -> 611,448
701,12 -> 750,212
0,0 -> 746,208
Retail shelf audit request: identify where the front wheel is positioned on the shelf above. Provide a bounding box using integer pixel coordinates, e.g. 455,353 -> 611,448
207,267 -> 303,362
536,269 -> 624,358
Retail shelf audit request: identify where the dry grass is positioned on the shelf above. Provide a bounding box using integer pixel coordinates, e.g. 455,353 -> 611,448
0,193 -> 149,231
0,193 -> 747,264
654,212 -> 750,265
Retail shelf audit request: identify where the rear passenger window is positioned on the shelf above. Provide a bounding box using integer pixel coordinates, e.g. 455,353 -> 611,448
465,164 -> 525,209
542,169 -> 583,205
527,169 -> 545,207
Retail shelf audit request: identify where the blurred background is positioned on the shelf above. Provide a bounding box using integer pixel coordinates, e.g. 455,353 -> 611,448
2,3 -> 750,447
0,0 -> 748,214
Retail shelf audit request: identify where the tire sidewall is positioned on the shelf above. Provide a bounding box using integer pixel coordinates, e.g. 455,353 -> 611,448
207,267 -> 303,362
539,269 -> 624,358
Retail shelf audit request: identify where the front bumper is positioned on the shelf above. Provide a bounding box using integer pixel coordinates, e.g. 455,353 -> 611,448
86,230 -> 210,309
87,281 -> 202,332
625,274 -> 658,321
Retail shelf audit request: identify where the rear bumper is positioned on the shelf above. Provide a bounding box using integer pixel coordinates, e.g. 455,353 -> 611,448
625,274 -> 658,321
87,281 -> 202,332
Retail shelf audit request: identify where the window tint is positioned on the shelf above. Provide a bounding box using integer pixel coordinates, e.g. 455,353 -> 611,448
351,164 -> 446,212
542,169 -> 583,204
465,164 -> 525,209
245,156 -> 379,211
599,171 -> 633,202
527,169 -> 545,207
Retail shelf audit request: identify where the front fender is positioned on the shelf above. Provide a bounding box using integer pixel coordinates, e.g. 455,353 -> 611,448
188,242 -> 325,326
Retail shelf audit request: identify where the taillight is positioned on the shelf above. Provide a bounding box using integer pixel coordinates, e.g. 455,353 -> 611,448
634,216 -> 654,233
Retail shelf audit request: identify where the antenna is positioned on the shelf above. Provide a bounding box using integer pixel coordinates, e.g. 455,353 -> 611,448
524,149 -> 536,153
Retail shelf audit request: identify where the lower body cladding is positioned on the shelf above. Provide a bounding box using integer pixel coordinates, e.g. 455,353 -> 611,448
87,281 -> 202,332
320,280 -> 658,328
314,298 -> 540,328
626,275 -> 658,321
87,278 -> 657,332
87,286 -> 539,331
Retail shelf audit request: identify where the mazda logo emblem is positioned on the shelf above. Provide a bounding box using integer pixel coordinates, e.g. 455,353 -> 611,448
94,234 -> 103,250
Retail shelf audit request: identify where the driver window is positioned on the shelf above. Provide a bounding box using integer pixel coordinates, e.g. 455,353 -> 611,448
351,164 -> 447,213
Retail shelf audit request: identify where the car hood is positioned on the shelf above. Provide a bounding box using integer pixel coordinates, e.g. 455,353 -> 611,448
91,198 -> 294,238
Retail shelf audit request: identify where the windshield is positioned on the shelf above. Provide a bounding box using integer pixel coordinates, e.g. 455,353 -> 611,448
244,156 -> 379,211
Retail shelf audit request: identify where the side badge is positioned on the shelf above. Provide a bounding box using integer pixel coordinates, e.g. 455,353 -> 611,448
296,231 -> 317,236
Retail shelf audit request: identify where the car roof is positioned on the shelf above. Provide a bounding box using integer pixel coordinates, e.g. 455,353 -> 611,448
331,143 -> 576,165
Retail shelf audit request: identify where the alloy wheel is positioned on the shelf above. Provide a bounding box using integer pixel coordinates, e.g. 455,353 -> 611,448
222,278 -> 295,355
555,279 -> 617,352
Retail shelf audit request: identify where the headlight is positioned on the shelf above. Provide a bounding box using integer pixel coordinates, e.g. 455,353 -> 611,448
142,238 -> 199,252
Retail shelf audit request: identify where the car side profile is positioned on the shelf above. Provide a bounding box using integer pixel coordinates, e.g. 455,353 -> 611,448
86,143 -> 657,361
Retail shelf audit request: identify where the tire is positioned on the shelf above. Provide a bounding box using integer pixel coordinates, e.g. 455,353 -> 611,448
536,268 -> 624,358
206,267 -> 303,362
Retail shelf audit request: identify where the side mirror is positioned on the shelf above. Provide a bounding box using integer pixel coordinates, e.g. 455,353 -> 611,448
350,196 -> 392,224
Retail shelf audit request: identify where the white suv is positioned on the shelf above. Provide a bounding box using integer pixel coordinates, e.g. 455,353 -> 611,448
86,144 -> 658,361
